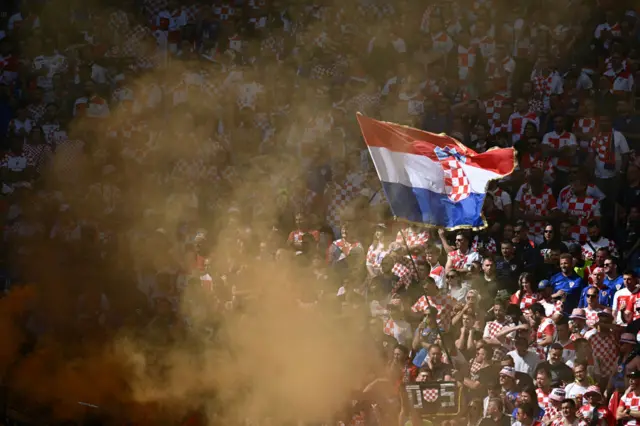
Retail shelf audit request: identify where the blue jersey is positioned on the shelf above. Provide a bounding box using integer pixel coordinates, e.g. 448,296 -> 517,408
605,275 -> 624,292
550,272 -> 585,313
578,285 -> 615,308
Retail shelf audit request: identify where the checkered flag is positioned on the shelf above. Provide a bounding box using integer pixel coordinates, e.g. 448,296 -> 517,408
422,389 -> 439,403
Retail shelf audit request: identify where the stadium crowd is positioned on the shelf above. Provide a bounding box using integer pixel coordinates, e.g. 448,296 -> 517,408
1,0 -> 640,424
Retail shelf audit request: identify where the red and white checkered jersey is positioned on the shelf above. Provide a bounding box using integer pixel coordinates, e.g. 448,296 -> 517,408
572,117 -> 599,148
581,237 -> 619,261
545,405 -> 561,424
537,387 -> 552,411
587,331 -> 618,376
411,294 -> 457,331
508,111 -> 540,143
542,131 -> 578,171
515,184 -> 558,239
430,264 -> 445,289
619,391 -> 640,426
577,404 -> 609,426
458,45 -> 477,82
519,292 -> 540,310
559,195 -> 601,242
484,93 -> 510,127
558,184 -> 605,207
584,307 -> 602,329
447,249 -> 481,271
483,319 -> 516,359
519,152 -> 555,183
366,242 -> 388,269
531,70 -> 563,110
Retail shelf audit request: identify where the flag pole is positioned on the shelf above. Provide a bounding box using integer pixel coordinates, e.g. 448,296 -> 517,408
397,225 -> 454,366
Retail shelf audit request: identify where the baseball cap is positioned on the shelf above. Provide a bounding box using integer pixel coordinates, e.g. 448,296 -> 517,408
499,366 -> 516,378
538,280 -> 550,290
584,386 -> 602,398
549,388 -> 566,402
628,370 -> 640,379
569,308 -> 586,320
597,311 -> 613,321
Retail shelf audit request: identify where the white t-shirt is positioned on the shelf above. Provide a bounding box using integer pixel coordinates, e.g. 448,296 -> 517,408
507,349 -> 540,376
564,382 -> 589,403
612,287 -> 636,325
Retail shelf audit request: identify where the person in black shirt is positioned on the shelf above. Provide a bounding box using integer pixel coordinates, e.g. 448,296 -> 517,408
535,343 -> 574,385
537,224 -> 569,261
472,257 -> 499,305
495,240 -> 522,294
478,397 -> 511,426
512,221 -> 539,273
537,247 -> 563,283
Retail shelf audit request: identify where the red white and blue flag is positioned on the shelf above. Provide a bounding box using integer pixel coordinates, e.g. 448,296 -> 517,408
356,114 -> 515,229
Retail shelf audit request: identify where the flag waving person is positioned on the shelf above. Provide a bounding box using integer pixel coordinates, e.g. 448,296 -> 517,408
356,113 -> 516,230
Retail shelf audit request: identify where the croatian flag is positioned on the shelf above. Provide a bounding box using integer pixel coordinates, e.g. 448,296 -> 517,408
356,114 -> 515,229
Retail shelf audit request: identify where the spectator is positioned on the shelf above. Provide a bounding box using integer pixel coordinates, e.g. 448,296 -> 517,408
564,362 -> 591,404
513,402 -> 541,426
495,240 -> 522,294
536,343 -> 575,385
508,335 -> 541,377
553,398 -> 579,426
550,253 -> 586,314
479,397 -> 511,426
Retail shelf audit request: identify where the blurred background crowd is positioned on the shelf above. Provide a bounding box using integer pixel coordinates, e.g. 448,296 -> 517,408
1,0 -> 640,424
